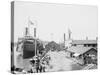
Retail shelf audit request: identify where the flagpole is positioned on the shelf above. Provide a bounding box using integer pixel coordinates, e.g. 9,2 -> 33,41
28,17 -> 30,36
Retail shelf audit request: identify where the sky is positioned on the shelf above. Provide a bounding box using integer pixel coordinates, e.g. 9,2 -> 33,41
14,1 -> 98,43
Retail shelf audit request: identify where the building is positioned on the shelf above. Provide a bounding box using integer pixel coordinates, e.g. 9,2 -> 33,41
71,40 -> 97,47
67,40 -> 97,65
79,48 -> 97,65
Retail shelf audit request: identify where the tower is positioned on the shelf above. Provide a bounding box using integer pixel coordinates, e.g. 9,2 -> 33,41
64,27 -> 72,48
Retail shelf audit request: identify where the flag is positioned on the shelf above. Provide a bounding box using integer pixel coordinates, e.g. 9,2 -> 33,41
29,20 -> 34,25
28,19 -> 37,29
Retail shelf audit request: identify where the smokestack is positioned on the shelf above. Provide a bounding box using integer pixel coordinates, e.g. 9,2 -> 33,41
25,27 -> 29,36
86,37 -> 88,40
64,33 -> 66,42
68,28 -> 71,40
64,33 -> 66,47
34,28 -> 36,38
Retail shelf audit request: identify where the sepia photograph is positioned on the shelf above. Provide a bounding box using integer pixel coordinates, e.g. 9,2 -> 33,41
11,1 -> 98,74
